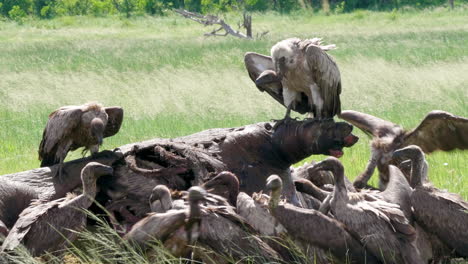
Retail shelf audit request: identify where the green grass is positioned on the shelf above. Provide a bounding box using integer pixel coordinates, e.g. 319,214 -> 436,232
0,7 -> 467,203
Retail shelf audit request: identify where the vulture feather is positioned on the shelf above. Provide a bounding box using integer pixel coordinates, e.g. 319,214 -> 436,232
393,145 -> 468,258
1,162 -> 113,256
312,158 -> 425,264
38,102 -> 124,168
339,110 -> 468,189
245,38 -> 341,121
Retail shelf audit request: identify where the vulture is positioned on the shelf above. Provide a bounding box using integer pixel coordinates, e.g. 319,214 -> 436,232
265,175 -> 381,264
201,171 -> 240,206
339,110 -> 468,189
312,157 -> 425,264
244,37 -> 341,124
393,145 -> 468,257
38,102 -> 124,169
1,162 -> 113,256
124,186 -> 205,256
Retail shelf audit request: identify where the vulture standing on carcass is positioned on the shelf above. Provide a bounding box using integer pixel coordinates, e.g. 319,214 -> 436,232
312,157 -> 425,264
393,145 -> 468,258
38,102 -> 124,171
1,162 -> 113,256
339,110 -> 468,189
245,37 -> 341,125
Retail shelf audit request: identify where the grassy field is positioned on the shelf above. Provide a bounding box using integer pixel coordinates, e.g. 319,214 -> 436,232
0,6 -> 467,203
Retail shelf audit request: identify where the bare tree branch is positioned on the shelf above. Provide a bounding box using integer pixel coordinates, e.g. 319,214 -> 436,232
175,9 -> 268,39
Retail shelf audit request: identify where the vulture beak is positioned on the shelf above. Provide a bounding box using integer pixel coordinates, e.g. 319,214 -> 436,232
255,70 -> 282,86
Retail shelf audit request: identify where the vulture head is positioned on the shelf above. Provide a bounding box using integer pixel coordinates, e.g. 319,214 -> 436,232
310,157 -> 346,189
266,174 -> 282,209
90,118 -> 105,145
81,162 -> 114,185
271,38 -> 301,78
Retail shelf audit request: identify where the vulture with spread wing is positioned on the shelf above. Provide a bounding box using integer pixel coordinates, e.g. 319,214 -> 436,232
339,110 -> 468,189
38,103 -> 124,169
245,38 -> 341,123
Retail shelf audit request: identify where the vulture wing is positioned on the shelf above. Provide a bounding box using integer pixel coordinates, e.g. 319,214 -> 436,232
305,45 -> 341,117
403,110 -> 468,153
104,106 -> 124,138
38,106 -> 83,166
244,52 -> 311,114
339,110 -> 398,137
1,198 -> 63,252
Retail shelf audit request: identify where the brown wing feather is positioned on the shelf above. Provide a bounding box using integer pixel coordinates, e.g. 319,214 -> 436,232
104,106 -> 124,137
403,110 -> 468,153
38,106 -> 83,164
339,110 -> 398,137
1,198 -> 65,251
244,52 -> 311,114
305,45 -> 342,117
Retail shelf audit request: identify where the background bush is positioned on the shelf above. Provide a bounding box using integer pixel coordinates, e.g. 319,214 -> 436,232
0,0 -> 459,19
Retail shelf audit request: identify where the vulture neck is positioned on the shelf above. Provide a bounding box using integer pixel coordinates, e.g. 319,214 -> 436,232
410,157 -> 425,188
160,194 -> 173,212
269,188 -> 281,210
70,171 -> 98,209
331,166 -> 348,202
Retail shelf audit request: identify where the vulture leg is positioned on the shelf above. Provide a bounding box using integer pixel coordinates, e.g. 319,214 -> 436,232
272,103 -> 297,130
353,148 -> 379,189
309,84 -> 323,119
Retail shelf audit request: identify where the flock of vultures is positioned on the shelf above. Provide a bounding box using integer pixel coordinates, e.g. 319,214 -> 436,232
0,38 -> 467,264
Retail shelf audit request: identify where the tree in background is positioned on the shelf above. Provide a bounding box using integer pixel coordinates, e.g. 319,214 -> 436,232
0,0 -> 33,17
321,0 -> 329,13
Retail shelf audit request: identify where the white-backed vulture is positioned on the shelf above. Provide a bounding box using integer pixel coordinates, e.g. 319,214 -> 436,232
1,162 -> 113,256
201,171 -> 239,206
245,38 -> 341,123
265,175 -> 381,264
124,186 -> 205,256
339,110 -> 468,189
312,157 -> 425,264
393,145 -> 468,258
38,102 -> 124,169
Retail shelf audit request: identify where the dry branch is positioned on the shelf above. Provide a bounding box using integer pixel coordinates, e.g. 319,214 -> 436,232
174,9 -> 268,39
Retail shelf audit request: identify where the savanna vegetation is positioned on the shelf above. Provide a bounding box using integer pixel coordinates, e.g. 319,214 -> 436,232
0,4 -> 467,263
0,0 -> 460,23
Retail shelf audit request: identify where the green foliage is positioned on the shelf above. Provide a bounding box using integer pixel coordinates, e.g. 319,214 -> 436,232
184,0 -> 201,12
0,0 -> 458,18
1,0 -> 32,16
8,4 -> 27,22
112,0 -> 138,17
387,7 -> 398,20
90,0 -> 115,16
201,0 -> 233,13
278,0 -> 298,13
334,1 -> 345,14
244,0 -> 269,11
143,0 -> 167,15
